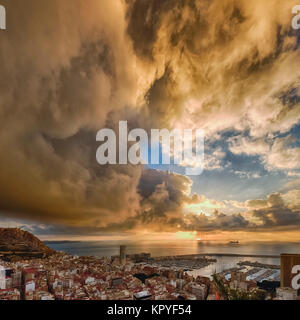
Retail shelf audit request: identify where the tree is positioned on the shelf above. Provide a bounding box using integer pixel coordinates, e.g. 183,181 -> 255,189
212,273 -> 267,300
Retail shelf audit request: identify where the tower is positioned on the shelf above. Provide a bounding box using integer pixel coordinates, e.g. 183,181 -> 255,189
120,245 -> 126,264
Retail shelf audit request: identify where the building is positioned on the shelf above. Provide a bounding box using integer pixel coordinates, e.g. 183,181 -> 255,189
0,289 -> 20,300
85,277 -> 96,285
25,280 -> 35,293
127,252 -> 151,263
12,272 -> 22,288
134,290 -> 152,300
190,283 -> 206,300
0,265 -> 6,279
230,280 -> 248,291
0,267 -> 14,290
176,279 -> 186,290
0,266 -> 14,290
231,271 -> 246,282
111,277 -> 123,287
23,268 -> 36,283
120,246 -> 126,265
276,287 -> 297,300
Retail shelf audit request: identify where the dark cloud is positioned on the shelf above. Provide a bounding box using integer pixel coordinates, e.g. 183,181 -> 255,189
0,0 -> 300,238
0,0 -> 146,229
250,193 -> 300,229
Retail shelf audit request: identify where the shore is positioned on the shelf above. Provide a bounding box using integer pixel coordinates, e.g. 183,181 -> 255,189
153,253 -> 280,259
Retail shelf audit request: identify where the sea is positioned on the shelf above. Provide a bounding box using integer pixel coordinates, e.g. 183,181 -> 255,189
47,240 -> 300,278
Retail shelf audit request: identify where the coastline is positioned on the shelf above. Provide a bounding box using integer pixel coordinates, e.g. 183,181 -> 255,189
153,253 -> 280,259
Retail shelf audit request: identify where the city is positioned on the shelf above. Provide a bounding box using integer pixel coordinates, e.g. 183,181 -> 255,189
0,246 -> 299,301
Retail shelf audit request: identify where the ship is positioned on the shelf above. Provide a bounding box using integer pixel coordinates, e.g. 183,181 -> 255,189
229,240 -> 239,244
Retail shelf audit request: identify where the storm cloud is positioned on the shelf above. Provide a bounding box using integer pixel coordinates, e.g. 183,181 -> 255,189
0,0 -> 300,237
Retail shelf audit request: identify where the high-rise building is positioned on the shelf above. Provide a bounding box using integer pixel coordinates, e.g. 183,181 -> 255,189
120,245 -> 126,264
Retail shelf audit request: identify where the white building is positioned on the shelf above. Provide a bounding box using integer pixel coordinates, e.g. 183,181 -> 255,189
276,287 -> 297,300
25,280 -> 36,293
170,279 -> 177,288
134,290 -> 152,300
85,277 -> 96,285
0,265 -> 6,279
0,278 -> 6,290
0,273 -> 12,290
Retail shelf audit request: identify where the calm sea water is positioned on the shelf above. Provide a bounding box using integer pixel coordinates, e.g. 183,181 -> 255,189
47,240 -> 300,277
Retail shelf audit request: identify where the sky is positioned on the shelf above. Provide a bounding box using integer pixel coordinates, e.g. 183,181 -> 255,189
0,0 -> 300,242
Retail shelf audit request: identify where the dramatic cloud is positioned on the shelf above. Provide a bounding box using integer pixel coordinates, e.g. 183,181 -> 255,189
126,0 -> 300,136
229,135 -> 300,171
0,0 -> 151,228
0,0 -> 300,238
247,192 -> 300,230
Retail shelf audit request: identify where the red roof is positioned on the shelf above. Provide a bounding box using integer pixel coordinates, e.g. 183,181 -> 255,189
24,268 -> 37,274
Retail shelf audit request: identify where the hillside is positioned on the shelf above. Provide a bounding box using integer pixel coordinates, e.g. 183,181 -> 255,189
0,228 -> 55,256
